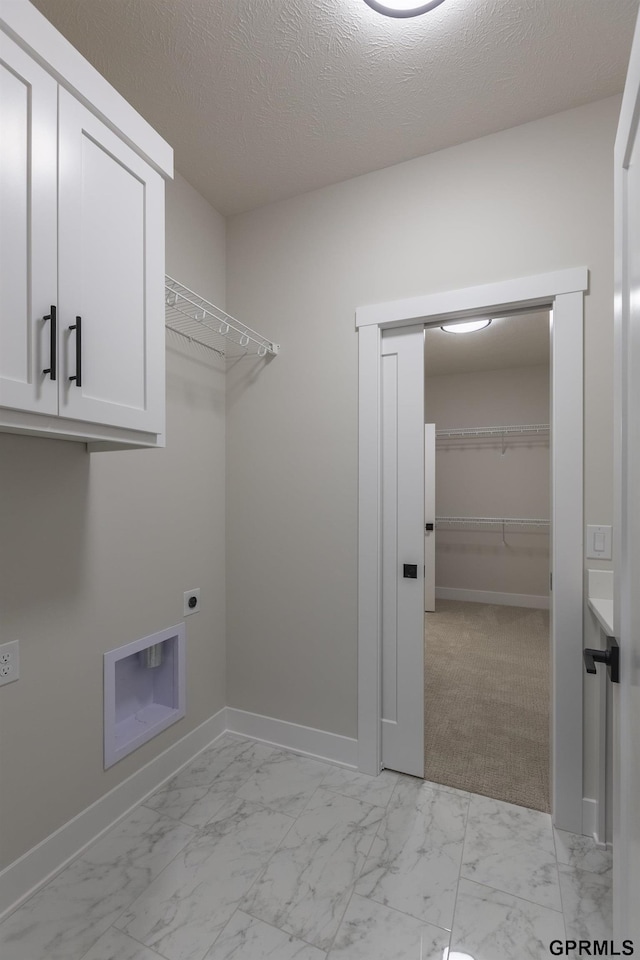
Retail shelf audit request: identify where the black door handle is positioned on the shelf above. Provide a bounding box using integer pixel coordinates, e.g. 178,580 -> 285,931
42,305 -> 57,380
583,636 -> 619,683
69,316 -> 82,387
403,564 -> 418,579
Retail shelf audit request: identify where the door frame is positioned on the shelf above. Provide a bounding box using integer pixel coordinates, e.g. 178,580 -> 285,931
613,8 -> 640,936
357,267 -> 588,833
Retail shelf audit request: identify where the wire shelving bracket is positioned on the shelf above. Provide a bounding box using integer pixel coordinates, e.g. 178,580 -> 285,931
165,275 -> 280,360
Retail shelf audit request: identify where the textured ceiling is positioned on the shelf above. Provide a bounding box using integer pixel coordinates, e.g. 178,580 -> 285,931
424,311 -> 549,375
31,0 -> 639,215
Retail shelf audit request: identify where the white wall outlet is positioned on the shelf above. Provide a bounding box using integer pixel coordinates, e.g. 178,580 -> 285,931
0,640 -> 20,686
183,588 -> 201,617
587,524 -> 613,560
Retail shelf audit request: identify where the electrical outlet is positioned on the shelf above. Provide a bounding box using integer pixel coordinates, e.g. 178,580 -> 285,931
0,640 -> 20,686
183,588 -> 201,617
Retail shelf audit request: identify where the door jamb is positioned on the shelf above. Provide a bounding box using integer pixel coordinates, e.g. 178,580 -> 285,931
357,267 -> 588,833
612,9 -> 640,935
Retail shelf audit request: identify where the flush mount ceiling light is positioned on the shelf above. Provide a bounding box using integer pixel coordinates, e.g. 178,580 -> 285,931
441,319 -> 492,334
362,0 -> 447,17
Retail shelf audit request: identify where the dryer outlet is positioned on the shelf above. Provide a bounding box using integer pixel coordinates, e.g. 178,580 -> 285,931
184,589 -> 201,616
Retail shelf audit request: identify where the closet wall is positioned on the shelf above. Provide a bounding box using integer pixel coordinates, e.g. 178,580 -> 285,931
0,172 -> 227,871
426,364 -> 550,604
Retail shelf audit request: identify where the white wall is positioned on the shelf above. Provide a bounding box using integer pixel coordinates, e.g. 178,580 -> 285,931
226,97 -> 618,751
0,172 -> 226,870
426,364 -> 550,600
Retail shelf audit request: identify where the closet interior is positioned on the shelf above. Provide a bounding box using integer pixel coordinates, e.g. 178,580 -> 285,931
423,310 -> 551,812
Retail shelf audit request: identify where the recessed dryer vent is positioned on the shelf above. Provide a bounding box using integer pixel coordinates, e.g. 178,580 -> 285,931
104,624 -> 185,768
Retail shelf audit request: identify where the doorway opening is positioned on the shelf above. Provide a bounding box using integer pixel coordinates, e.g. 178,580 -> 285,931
423,310 -> 551,811
357,267 -> 587,833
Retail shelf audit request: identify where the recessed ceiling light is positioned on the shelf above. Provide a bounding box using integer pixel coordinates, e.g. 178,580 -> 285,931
362,0 -> 447,18
441,319 -> 492,334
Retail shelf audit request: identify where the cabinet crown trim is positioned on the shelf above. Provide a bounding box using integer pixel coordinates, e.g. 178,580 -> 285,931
0,0 -> 173,178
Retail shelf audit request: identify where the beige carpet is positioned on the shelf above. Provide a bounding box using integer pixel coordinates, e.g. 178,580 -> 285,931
424,600 -> 550,812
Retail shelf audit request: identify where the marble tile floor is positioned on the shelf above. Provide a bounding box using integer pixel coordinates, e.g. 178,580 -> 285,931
0,734 -> 612,960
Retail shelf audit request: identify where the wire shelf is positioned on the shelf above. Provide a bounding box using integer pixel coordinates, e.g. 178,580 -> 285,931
165,276 -> 280,360
436,517 -> 550,527
435,516 -> 550,543
436,423 -> 549,440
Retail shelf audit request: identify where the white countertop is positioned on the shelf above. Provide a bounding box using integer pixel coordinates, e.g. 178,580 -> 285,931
587,569 -> 614,636
587,597 -> 614,637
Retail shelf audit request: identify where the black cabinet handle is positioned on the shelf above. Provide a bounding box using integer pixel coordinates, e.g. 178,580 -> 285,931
583,636 -> 619,683
42,305 -> 57,380
68,316 -> 82,388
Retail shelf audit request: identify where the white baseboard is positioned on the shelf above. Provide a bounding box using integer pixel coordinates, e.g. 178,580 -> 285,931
582,796 -> 597,839
435,587 -> 550,610
582,796 -> 609,847
0,707 -> 357,920
0,709 -> 227,921
226,708 -> 358,769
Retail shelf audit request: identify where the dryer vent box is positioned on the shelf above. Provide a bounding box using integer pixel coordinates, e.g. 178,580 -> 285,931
104,623 -> 185,768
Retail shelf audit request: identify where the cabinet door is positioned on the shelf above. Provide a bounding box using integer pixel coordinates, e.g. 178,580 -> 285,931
57,90 -> 164,434
0,35 -> 58,415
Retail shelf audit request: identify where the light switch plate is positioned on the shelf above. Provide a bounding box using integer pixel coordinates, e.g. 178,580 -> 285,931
586,524 -> 612,560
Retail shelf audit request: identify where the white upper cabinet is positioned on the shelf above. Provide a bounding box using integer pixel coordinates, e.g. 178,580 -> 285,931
57,91 -> 165,433
0,4 -> 172,447
0,35 -> 58,417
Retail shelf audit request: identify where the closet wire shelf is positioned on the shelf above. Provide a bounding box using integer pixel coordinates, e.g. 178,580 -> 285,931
436,423 -> 549,440
165,276 -> 280,360
436,518 -> 550,527
435,516 -> 550,542
435,424 -> 549,455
